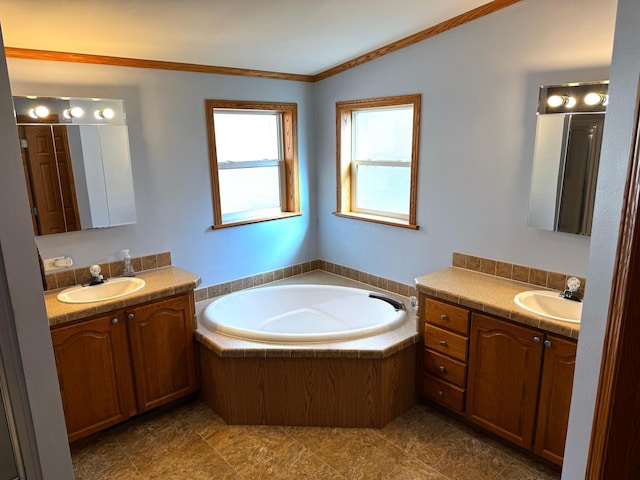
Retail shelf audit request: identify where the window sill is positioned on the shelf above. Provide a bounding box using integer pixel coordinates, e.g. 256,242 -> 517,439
212,211 -> 303,229
332,212 -> 419,230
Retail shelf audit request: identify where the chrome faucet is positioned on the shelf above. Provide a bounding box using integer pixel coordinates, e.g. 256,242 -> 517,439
560,276 -> 582,302
84,264 -> 106,286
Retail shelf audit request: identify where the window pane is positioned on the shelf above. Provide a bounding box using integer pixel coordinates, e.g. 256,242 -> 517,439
219,165 -> 281,216
354,164 -> 410,216
353,107 -> 413,162
214,111 -> 280,162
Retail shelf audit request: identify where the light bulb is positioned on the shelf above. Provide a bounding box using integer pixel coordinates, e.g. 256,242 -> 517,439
584,92 -> 608,106
565,96 -> 577,108
34,105 -> 50,118
547,95 -> 564,108
95,107 -> 115,120
63,106 -> 84,119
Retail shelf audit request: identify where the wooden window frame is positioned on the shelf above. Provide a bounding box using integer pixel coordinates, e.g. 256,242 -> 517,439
334,94 -> 421,230
205,99 -> 300,229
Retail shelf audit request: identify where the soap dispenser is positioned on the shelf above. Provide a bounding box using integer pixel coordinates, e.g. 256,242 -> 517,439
122,249 -> 135,277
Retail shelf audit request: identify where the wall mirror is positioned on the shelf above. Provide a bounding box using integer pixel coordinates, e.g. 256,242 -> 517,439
13,96 -> 137,236
527,81 -> 608,236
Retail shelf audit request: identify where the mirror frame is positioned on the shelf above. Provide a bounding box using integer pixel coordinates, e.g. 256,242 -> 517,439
527,81 -> 609,236
13,96 -> 136,236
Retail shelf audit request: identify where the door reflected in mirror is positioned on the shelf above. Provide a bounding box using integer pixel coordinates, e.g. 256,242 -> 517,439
13,96 -> 137,236
527,81 -> 608,236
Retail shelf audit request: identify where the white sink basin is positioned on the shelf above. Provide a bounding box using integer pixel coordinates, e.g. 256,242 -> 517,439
514,290 -> 582,323
57,277 -> 146,304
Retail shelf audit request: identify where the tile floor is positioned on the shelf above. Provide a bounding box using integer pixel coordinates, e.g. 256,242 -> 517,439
71,399 -> 561,480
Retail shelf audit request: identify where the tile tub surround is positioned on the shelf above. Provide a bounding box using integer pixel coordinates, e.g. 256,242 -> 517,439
44,251 -> 173,291
415,267 -> 580,340
194,259 -> 417,302
194,271 -> 420,359
45,266 -> 201,326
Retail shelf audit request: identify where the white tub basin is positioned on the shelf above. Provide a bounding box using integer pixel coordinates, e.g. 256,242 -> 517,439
57,277 -> 146,304
514,290 -> 582,323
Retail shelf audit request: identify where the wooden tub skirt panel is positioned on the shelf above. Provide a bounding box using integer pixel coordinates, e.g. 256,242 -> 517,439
197,343 -> 417,428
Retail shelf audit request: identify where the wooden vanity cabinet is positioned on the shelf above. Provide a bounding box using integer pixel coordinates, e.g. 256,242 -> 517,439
533,334 -> 577,465
466,313 -> 543,449
126,294 -> 198,413
51,292 -> 197,442
419,297 -> 470,414
466,313 -> 576,465
51,312 -> 137,443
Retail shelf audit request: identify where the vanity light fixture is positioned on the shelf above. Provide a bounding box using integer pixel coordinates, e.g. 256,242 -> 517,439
584,92 -> 609,106
539,81 -> 609,115
63,106 -> 84,119
95,107 -> 115,120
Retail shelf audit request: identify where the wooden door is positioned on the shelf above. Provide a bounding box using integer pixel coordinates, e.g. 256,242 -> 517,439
50,313 -> 136,442
466,313 -> 543,449
126,294 -> 197,413
21,125 -> 65,235
20,124 -> 81,235
534,335 -> 577,465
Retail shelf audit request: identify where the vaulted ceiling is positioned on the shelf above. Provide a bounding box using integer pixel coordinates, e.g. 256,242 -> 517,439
0,0 -> 519,80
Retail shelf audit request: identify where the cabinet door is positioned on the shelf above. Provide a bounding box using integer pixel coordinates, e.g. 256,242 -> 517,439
51,313 -> 136,442
126,294 -> 197,412
466,313 -> 543,449
533,335 -> 577,465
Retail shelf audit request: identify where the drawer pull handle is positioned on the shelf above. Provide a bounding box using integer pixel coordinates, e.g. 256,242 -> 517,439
439,340 -> 447,347
544,340 -> 552,347
438,365 -> 445,372
111,318 -> 118,325
127,313 -> 135,320
440,314 -> 448,320
437,390 -> 444,397
533,336 -> 541,343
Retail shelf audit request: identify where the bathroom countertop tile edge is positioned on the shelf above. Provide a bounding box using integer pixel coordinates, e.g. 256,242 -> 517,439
415,267 -> 580,340
193,328 -> 421,359
45,266 -> 202,327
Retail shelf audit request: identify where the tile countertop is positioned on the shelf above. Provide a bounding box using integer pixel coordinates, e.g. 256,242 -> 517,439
46,266 -> 201,327
415,267 -> 580,340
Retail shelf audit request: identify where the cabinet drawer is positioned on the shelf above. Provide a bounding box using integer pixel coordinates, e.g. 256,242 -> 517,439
422,374 -> 465,413
425,324 -> 469,362
424,348 -> 467,387
425,298 -> 470,335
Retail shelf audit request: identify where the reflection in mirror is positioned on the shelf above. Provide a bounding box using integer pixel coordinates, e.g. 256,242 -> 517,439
527,81 -> 608,236
13,97 -> 136,236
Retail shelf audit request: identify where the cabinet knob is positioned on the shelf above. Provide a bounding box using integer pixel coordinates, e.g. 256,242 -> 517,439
437,390 -> 444,397
439,340 -> 447,347
438,365 -> 445,372
544,340 -> 552,347
111,318 -> 118,325
440,314 -> 448,320
127,313 -> 135,320
533,336 -> 541,343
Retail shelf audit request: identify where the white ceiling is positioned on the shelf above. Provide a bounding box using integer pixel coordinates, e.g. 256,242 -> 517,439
0,0 -> 491,76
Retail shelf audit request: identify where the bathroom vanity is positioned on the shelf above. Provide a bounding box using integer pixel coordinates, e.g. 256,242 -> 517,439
415,268 -> 578,467
45,266 -> 200,442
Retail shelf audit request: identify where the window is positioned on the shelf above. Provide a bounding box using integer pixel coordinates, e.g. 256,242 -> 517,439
335,94 -> 421,229
205,100 -> 300,228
